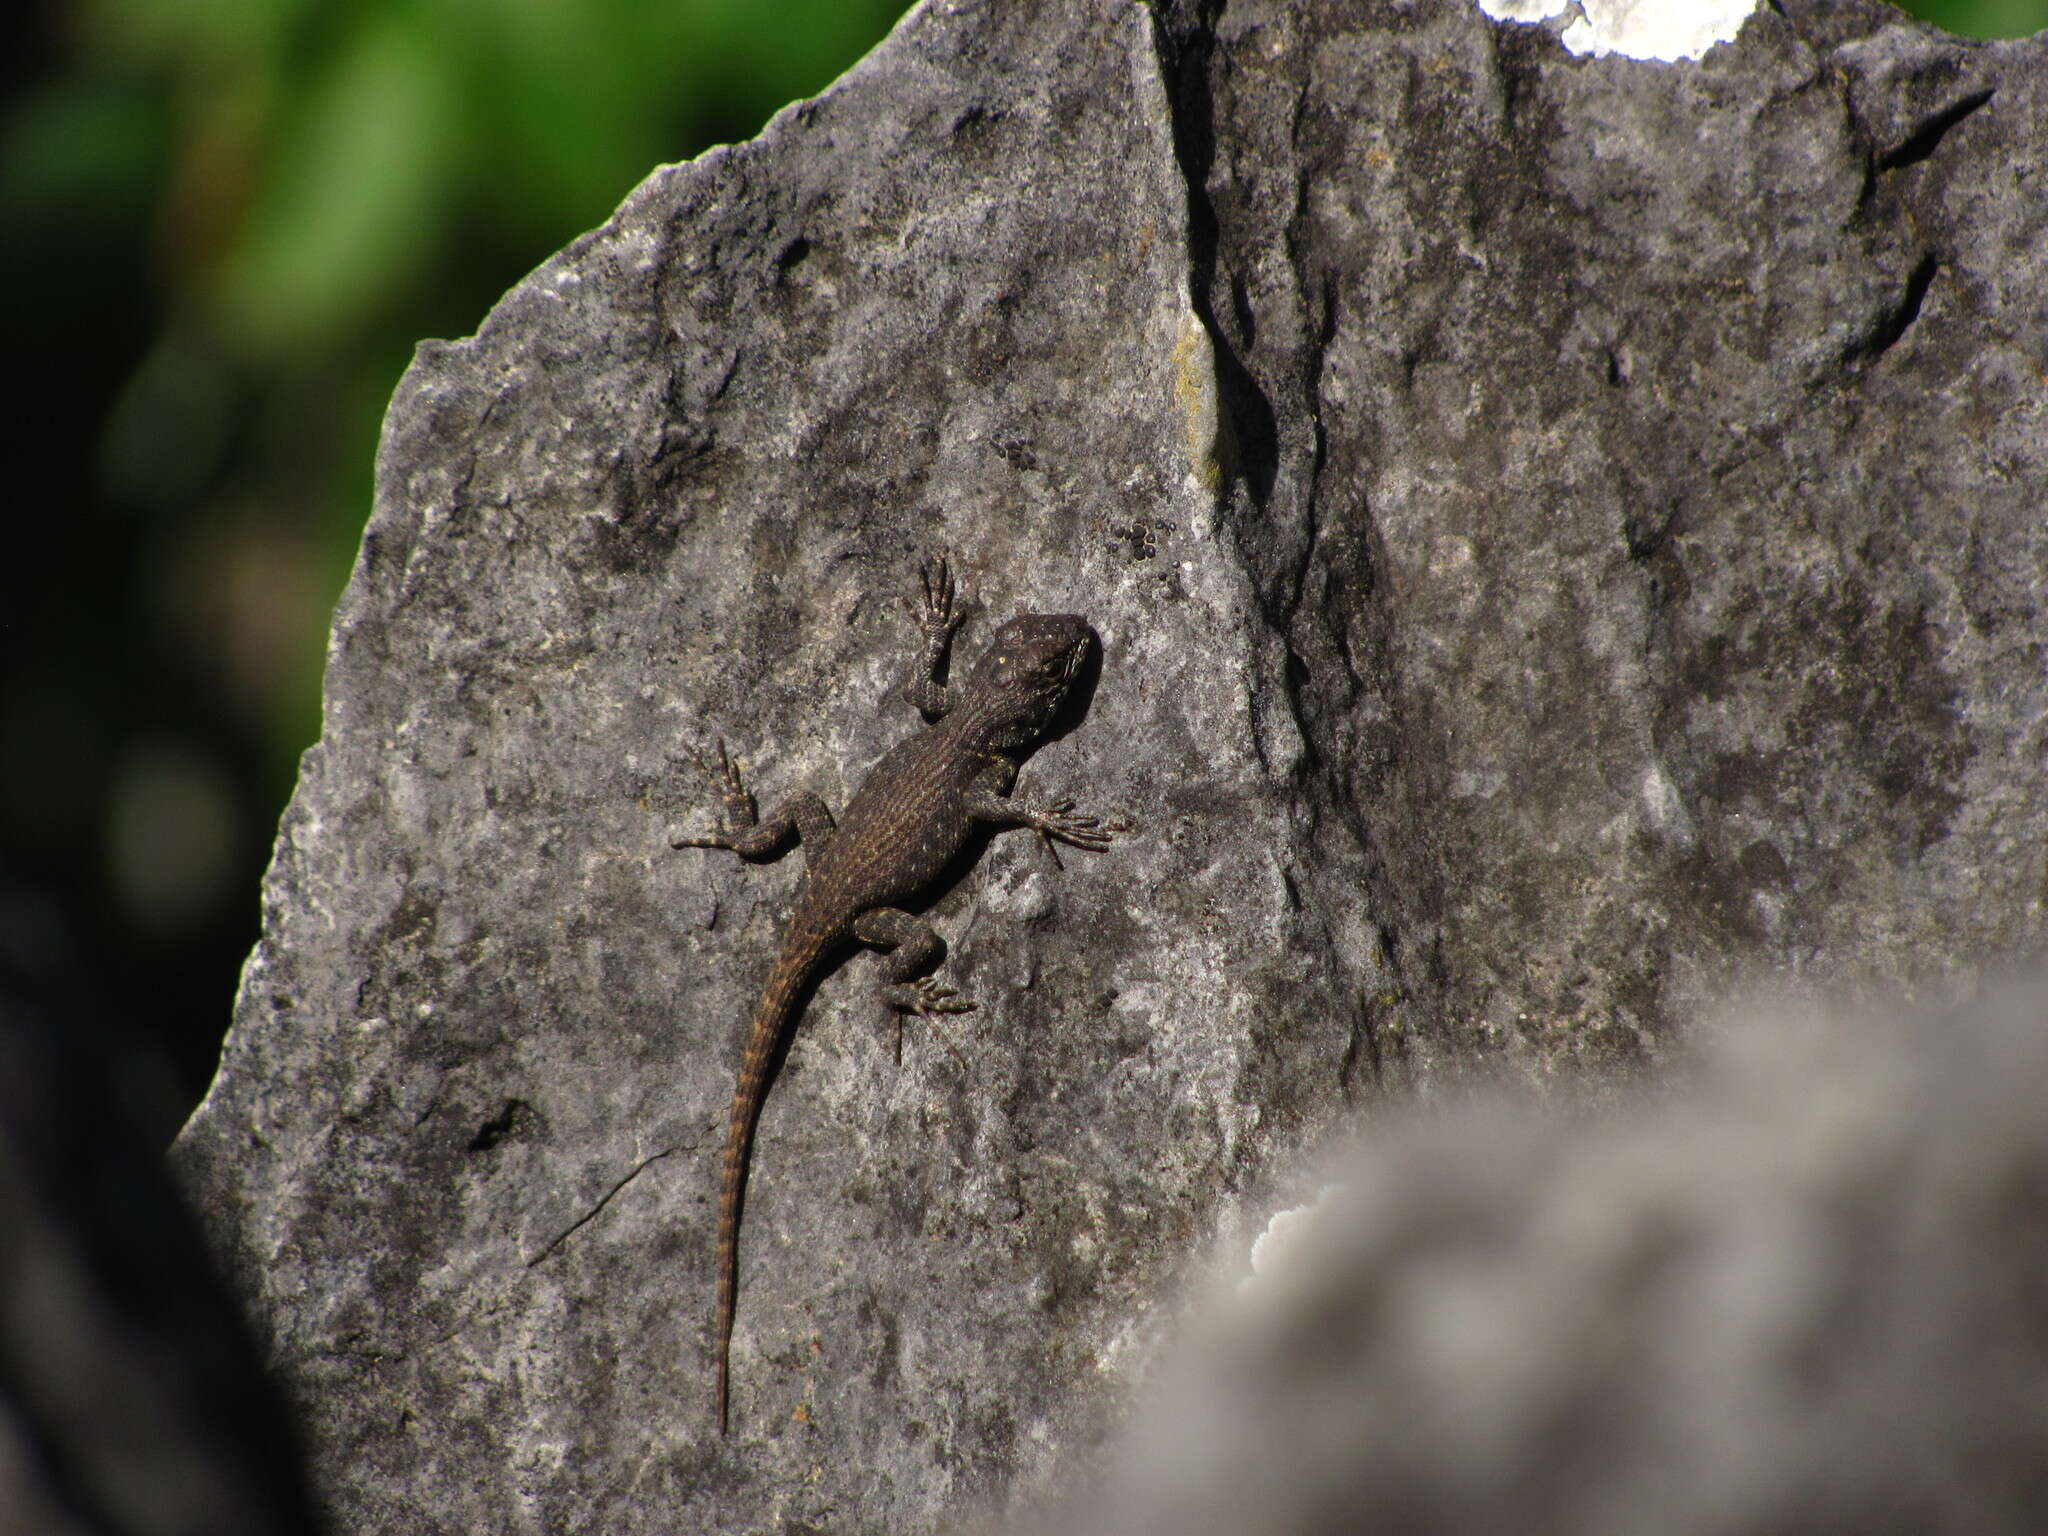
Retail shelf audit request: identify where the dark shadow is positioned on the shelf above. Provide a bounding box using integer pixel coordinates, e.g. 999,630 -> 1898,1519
1878,89 -> 1994,173
1847,250 -> 1939,366
0,885 -> 320,1536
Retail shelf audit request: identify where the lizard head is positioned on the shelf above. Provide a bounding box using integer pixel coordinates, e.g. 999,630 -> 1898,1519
963,613 -> 1096,749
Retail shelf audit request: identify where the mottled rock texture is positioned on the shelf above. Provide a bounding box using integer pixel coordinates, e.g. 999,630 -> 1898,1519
170,0 -> 2048,1530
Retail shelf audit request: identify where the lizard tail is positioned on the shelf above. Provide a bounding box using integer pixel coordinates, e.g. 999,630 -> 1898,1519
715,931 -> 830,1435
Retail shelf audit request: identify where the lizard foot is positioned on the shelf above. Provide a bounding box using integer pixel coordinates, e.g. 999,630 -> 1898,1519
913,551 -> 968,645
880,975 -> 978,1017
672,737 -> 755,848
879,977 -> 974,1070
1033,800 -> 1115,853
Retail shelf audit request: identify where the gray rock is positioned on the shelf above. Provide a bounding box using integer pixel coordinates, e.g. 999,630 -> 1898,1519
168,0 -> 2048,1530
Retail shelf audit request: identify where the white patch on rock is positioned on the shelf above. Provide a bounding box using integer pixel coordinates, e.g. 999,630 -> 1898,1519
1476,0 -> 1758,61
1478,0 -> 1572,19
1639,760 -> 1694,844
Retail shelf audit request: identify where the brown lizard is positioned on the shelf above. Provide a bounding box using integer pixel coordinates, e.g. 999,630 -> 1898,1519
675,553 -> 1117,1434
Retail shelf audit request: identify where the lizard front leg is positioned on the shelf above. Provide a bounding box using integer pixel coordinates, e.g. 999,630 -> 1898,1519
672,738 -> 836,861
901,552 -> 966,718
965,768 -> 1116,853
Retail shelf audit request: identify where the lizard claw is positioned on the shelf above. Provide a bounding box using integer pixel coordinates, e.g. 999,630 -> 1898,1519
1035,800 -> 1115,853
674,736 -> 754,847
902,975 -> 976,1018
879,978 -> 974,1071
914,552 -> 966,641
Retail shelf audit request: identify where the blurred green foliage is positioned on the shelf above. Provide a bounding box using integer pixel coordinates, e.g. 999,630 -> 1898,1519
11,0 -> 913,788
94,0 -> 915,362
0,0 -> 911,1107
1910,0 -> 2048,33
0,0 -> 2039,1109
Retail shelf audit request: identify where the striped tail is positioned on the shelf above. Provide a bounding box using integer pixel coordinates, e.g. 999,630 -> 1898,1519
715,929 -> 832,1434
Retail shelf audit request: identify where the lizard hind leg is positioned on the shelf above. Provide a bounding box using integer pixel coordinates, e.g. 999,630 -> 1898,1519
672,738 -> 837,860
853,907 -> 975,1065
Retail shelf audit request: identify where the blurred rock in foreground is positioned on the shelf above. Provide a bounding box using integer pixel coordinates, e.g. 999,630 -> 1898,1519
1048,978 -> 2048,1536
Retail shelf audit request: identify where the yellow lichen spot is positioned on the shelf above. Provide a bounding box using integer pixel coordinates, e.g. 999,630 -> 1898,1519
791,1401 -> 812,1425
1171,306 -> 1223,495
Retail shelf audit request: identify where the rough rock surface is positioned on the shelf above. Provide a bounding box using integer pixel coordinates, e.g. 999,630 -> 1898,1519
170,0 -> 2048,1531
